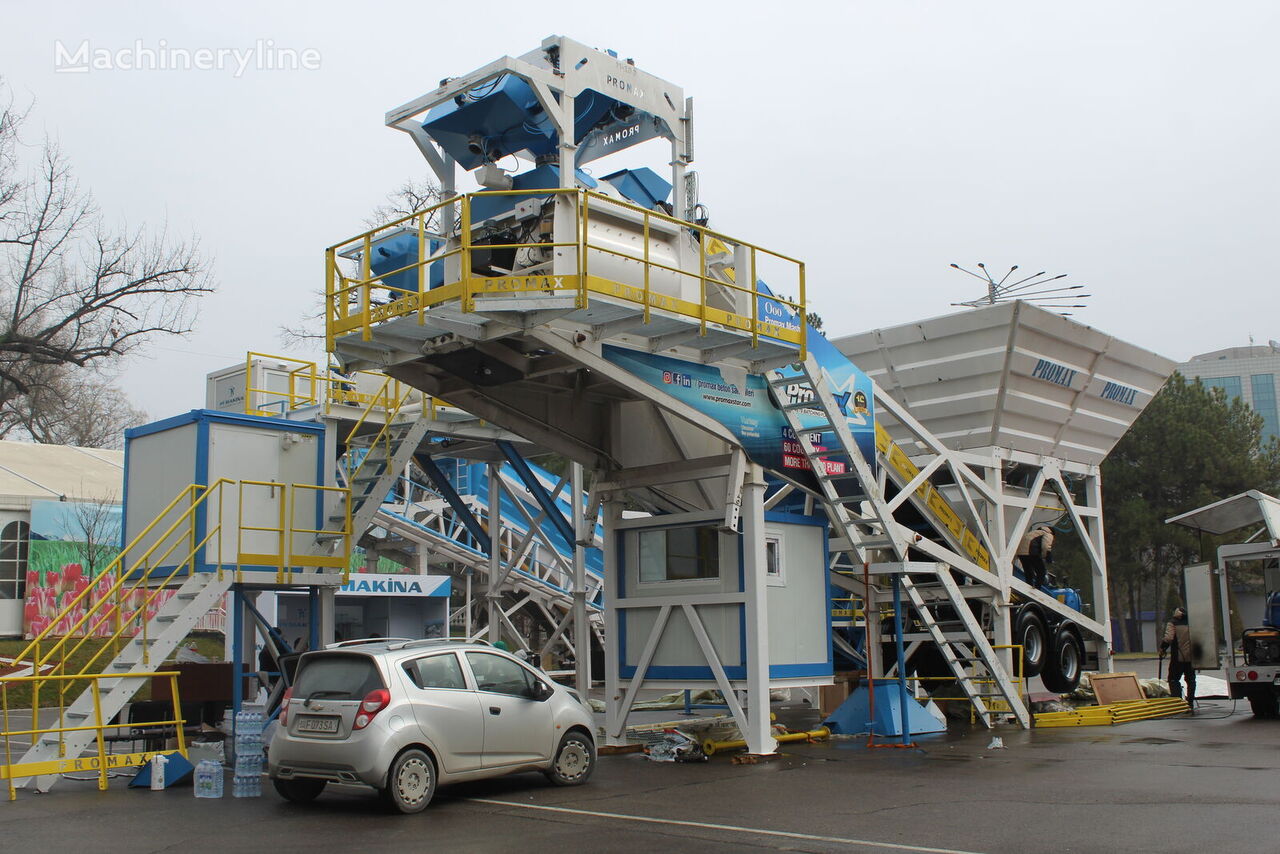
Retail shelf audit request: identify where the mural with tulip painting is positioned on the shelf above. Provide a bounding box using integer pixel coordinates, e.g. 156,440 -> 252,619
21,499 -> 143,640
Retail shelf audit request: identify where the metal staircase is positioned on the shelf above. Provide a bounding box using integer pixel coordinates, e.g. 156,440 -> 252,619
3,477 -> 350,795
769,355 -> 1029,728
336,380 -> 434,544
899,574 -> 1029,728
20,572 -> 231,792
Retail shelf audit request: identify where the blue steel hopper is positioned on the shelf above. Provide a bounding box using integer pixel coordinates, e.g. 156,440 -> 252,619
422,74 -> 629,170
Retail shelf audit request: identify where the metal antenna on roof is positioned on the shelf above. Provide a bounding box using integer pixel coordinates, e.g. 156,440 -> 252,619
950,263 -> 1091,315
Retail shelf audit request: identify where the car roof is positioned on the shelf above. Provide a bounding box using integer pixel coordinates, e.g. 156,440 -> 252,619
311,638 -> 501,661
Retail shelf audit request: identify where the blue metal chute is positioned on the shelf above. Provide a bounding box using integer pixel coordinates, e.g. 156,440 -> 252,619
421,75 -> 622,170
494,441 -> 575,547
415,453 -> 492,555
367,235 -> 444,295
600,167 -> 671,211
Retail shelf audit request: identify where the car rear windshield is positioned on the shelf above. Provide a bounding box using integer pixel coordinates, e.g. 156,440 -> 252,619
293,653 -> 385,700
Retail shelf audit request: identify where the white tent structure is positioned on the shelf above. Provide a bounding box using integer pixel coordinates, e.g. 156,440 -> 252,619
0,441 -> 124,637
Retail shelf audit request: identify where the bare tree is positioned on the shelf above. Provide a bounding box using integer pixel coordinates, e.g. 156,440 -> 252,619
0,82 -> 212,436
0,363 -> 145,448
280,177 -> 442,348
70,491 -> 121,577
365,178 -> 442,230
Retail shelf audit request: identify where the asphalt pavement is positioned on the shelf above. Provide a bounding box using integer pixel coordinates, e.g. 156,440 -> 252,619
2,681 -> 1276,854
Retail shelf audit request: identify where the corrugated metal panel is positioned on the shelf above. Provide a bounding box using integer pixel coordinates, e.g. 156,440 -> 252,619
0,441 -> 124,500
831,301 -> 1177,466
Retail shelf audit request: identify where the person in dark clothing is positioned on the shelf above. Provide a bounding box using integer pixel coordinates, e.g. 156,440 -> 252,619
1162,607 -> 1196,707
1017,524 -> 1055,589
258,626 -> 288,673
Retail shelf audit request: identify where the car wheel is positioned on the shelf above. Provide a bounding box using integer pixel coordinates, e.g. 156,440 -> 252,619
1248,688 -> 1279,718
1041,625 -> 1083,694
1014,608 -> 1048,678
381,748 -> 436,814
545,731 -> 594,786
273,778 -> 326,804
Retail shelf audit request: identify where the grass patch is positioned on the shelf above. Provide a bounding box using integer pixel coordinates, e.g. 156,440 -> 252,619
0,632 -> 225,710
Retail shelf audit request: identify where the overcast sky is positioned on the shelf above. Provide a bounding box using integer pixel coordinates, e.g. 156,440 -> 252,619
2,1 -> 1277,420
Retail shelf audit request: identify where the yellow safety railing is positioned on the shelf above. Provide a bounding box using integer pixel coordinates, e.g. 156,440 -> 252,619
1,671 -> 186,801
342,373 -> 422,490
874,423 -> 992,571
5,478 -> 350,775
885,643 -> 1026,725
324,188 -> 806,358
243,352 -> 324,416
241,352 -> 435,422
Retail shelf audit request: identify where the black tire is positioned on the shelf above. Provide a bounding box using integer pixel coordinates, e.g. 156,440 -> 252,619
1014,608 -> 1048,678
545,731 -> 594,786
1041,625 -> 1084,694
273,777 -> 326,804
381,748 -> 436,814
1247,688 -> 1279,718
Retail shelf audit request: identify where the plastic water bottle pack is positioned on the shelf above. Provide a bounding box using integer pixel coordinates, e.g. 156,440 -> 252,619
232,704 -> 265,798
194,759 -> 224,798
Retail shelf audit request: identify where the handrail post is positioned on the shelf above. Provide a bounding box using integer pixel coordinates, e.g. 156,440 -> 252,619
325,248 -> 337,353
278,481 -> 288,584
2,683 -> 15,801
798,261 -> 807,360
417,212 -> 427,326
750,246 -> 758,350
90,679 -> 108,790
242,352 -> 253,415
460,195 -> 473,312
642,209 -> 651,324
171,674 -> 187,758
578,191 -> 588,310
698,229 -> 708,338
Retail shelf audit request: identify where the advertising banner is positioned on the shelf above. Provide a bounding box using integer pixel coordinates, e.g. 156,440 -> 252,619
602,327 -> 876,490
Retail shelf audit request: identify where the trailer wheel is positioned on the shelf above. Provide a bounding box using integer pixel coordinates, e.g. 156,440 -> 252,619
1014,608 -> 1048,678
1247,688 -> 1279,718
1040,624 -> 1084,694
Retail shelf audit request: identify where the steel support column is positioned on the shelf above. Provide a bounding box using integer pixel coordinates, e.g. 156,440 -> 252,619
740,463 -> 776,756
571,462 -> 591,692
487,463 -> 502,643
602,496 -> 625,747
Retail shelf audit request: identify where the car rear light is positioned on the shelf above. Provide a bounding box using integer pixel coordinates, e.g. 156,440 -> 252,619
1237,671 -> 1246,680
1248,671 -> 1258,681
280,687 -> 293,725
353,688 -> 390,730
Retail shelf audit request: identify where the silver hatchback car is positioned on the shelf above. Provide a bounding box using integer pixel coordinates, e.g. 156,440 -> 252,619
268,639 -> 596,813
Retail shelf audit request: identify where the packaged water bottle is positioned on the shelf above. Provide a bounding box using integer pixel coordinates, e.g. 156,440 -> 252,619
194,759 -> 223,798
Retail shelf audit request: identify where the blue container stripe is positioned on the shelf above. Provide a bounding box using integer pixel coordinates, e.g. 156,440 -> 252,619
194,417 -> 210,571
620,662 -> 832,681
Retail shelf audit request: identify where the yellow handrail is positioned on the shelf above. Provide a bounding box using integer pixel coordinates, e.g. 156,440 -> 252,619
324,188 -> 806,359
343,375 -> 420,492
1,671 -> 185,800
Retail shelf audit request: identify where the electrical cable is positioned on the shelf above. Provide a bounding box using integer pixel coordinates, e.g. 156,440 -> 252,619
1180,697 -> 1244,720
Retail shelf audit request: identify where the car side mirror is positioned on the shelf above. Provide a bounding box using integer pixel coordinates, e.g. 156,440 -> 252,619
530,681 -> 553,701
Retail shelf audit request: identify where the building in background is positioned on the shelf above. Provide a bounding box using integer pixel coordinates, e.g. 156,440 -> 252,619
0,441 -> 124,636
1178,343 -> 1280,442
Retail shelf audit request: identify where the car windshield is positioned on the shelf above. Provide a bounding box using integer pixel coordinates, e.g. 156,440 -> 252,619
293,653 -> 385,700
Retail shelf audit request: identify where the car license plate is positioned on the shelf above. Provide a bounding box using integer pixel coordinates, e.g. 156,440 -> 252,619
296,716 -> 339,733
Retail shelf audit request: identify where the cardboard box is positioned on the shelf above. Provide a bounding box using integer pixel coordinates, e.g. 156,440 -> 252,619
819,671 -> 864,717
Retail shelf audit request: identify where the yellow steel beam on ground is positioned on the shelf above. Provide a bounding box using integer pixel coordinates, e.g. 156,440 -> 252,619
1033,697 -> 1190,727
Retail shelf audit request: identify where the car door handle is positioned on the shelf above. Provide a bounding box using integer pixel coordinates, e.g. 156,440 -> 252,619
489,706 -> 501,715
